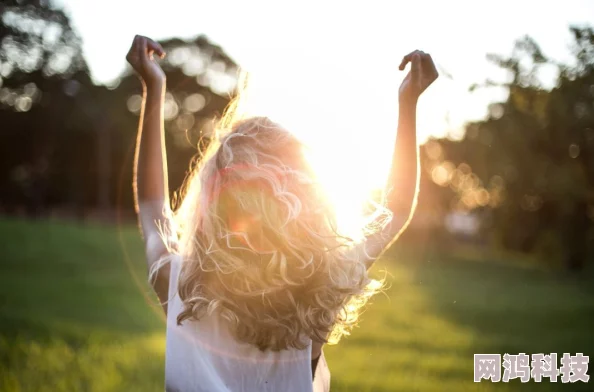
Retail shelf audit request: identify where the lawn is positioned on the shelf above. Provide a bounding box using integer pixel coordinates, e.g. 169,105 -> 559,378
0,218 -> 592,391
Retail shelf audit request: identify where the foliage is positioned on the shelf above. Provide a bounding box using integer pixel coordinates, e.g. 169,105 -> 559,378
422,27 -> 594,270
1,1 -> 593,270
0,2 -> 237,216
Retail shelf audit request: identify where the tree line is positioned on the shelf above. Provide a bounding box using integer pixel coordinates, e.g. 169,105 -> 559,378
1,1 -> 592,270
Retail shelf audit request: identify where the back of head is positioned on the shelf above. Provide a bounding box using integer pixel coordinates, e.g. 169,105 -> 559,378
170,97 -> 379,351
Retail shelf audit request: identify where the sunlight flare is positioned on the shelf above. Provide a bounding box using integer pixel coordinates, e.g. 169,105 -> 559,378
235,71 -> 393,238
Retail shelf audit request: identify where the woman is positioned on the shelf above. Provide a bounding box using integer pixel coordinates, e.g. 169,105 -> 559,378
126,35 -> 437,391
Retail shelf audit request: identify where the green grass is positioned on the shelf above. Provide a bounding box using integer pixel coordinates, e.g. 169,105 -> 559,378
0,218 -> 592,391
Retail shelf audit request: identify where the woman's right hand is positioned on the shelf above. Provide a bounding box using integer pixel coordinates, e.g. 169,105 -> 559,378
126,35 -> 166,89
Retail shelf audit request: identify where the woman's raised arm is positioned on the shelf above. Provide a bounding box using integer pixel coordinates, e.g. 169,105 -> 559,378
354,50 -> 438,267
126,35 -> 172,312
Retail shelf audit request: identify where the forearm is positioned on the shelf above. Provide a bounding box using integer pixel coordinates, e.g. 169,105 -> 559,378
126,35 -> 172,310
133,83 -> 170,225
354,100 -> 420,266
386,100 -> 419,219
354,50 -> 435,266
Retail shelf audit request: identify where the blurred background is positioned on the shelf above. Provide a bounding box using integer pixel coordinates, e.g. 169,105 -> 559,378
1,0 -> 593,391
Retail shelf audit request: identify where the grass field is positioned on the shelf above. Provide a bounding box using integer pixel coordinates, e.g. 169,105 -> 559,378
0,218 -> 593,391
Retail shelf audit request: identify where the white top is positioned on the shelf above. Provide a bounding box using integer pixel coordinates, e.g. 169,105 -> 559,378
164,257 -> 331,392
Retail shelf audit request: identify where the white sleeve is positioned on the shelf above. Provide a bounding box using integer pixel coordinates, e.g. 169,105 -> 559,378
138,200 -> 178,268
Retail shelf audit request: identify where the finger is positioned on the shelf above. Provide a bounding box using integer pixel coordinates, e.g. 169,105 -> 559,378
411,53 -> 421,85
129,35 -> 140,53
126,35 -> 140,63
399,53 -> 412,71
137,36 -> 149,65
146,39 -> 166,58
399,50 -> 421,71
417,54 -> 438,84
423,53 -> 439,78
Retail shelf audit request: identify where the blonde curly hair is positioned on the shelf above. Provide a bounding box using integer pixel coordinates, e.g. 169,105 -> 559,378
160,82 -> 386,352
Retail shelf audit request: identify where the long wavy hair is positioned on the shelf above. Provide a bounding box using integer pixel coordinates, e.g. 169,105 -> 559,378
157,76 -> 387,351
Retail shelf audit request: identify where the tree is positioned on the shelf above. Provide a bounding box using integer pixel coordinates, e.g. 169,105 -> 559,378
0,2 -> 239,220
105,35 -> 239,214
0,0 -> 93,216
423,27 -> 594,270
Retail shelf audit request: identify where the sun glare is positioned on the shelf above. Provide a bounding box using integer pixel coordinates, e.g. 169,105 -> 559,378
304,149 -> 371,240
236,71 -> 392,239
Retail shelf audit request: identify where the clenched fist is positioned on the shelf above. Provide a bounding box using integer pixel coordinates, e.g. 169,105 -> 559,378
126,35 -> 166,88
398,50 -> 438,104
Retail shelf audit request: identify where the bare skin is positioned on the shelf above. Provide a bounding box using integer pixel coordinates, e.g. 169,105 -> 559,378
126,35 -> 171,313
126,35 -> 438,361
352,50 -> 439,266
312,50 -> 438,359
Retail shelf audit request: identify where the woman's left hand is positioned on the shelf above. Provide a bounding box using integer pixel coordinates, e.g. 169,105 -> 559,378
398,50 -> 438,105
